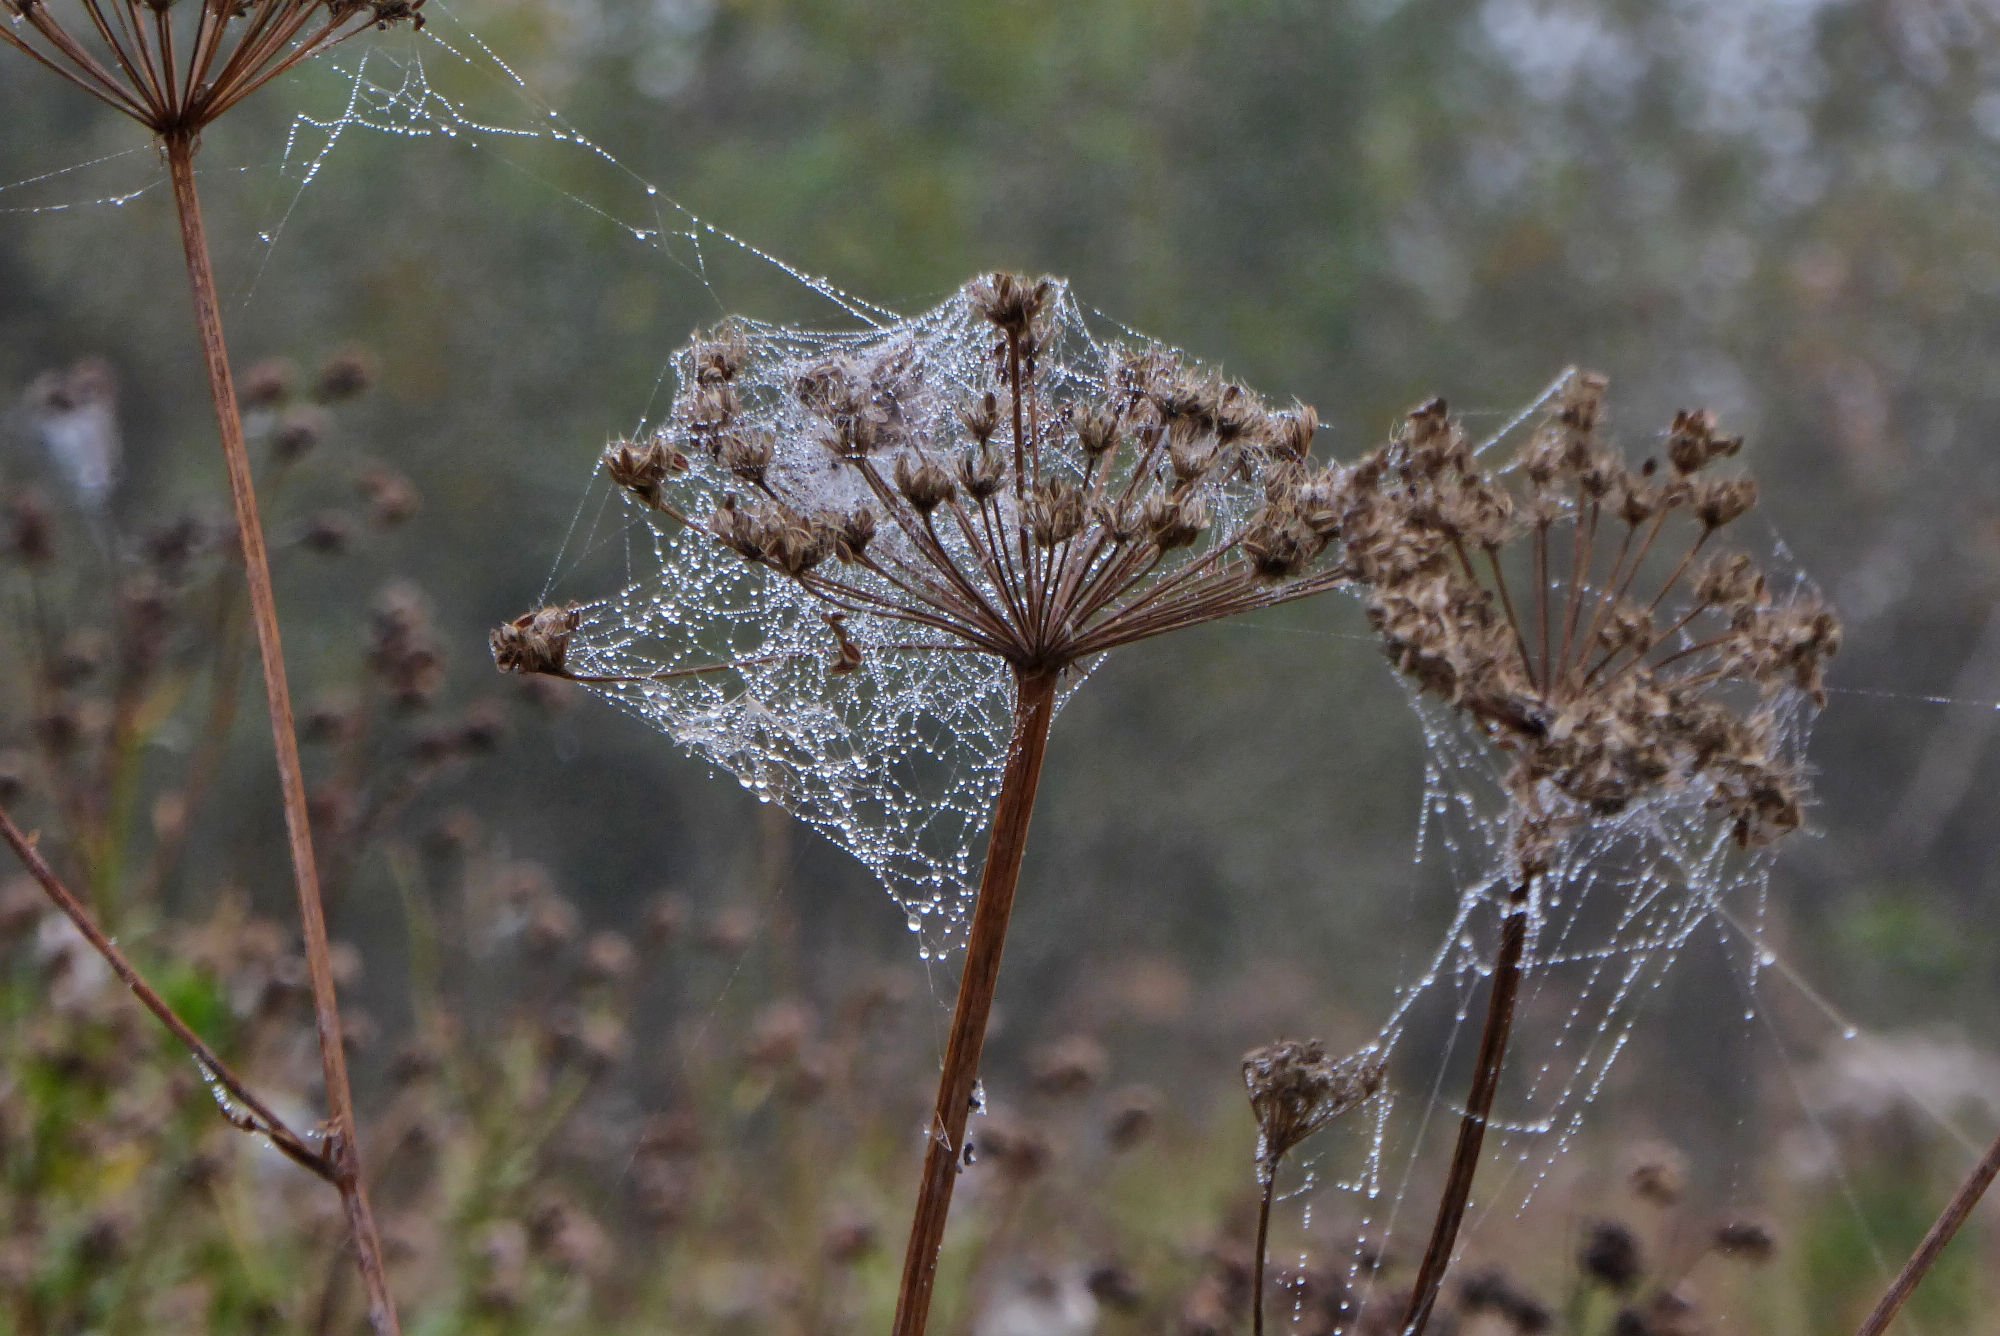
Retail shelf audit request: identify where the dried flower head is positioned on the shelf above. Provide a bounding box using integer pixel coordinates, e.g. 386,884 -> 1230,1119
1241,1039 -> 1385,1178
496,276 -> 1349,939
1345,374 -> 1838,851
0,0 -> 423,136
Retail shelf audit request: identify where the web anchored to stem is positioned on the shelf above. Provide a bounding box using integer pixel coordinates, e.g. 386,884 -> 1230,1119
495,272 -> 1355,1333
1335,381 -> 1838,1332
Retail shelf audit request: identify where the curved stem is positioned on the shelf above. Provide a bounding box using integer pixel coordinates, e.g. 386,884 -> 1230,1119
163,134 -> 401,1336
1857,1125 -> 2000,1336
1399,874 -> 1535,1336
892,669 -> 1059,1336
0,803 -> 332,1180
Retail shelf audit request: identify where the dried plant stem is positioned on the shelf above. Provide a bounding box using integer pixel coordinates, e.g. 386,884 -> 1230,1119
1253,1169 -> 1277,1336
0,802 -> 332,1179
162,132 -> 401,1336
1400,875 -> 1534,1336
1857,1124 -> 2000,1336
893,669 -> 1059,1336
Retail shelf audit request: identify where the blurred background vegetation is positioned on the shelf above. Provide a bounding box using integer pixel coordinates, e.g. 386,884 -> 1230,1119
6,0 -> 2000,1330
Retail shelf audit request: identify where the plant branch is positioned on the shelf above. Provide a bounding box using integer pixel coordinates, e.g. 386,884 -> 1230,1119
1399,874 -> 1535,1336
0,803 -> 333,1180
163,132 -> 401,1336
1857,1124 -> 2000,1336
892,669 -> 1059,1336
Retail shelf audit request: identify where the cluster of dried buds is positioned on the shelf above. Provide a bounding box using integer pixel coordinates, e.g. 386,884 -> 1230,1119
1240,1038 -> 1385,1178
1340,375 -> 1839,849
547,273 -> 1351,683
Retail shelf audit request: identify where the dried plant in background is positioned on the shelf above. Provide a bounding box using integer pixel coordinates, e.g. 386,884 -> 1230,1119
1240,1039 -> 1384,1336
495,272 -> 1351,1334
0,4 -> 424,1329
1340,378 -> 1839,1333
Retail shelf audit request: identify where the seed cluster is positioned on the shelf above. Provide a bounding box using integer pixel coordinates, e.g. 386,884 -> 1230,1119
1240,1038 -> 1385,1179
567,273 -> 1349,678
1339,375 -> 1839,850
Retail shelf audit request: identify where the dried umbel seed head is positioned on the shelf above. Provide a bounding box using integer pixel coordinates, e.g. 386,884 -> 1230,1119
1666,408 -> 1742,475
1024,479 -> 1086,547
1346,376 -> 1836,849
239,358 -> 295,409
1242,1040 -> 1385,1174
491,605 -> 581,677
834,507 -> 877,563
358,465 -> 420,527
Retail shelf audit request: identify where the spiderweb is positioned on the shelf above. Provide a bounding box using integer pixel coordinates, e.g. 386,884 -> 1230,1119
0,7 -> 1977,1325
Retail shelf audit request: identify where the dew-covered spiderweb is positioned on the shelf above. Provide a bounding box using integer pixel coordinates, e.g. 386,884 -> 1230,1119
3,6 -> 1993,1322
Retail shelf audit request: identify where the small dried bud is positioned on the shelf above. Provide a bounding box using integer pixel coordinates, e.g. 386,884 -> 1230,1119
972,1117 -> 1051,1182
1694,552 -> 1763,609
238,358 -> 295,410
1711,1220 -> 1776,1263
834,507 -> 877,563
1266,404 -> 1319,458
1070,401 -> 1120,458
357,465 -> 421,526
1242,514 -> 1322,580
710,495 -> 766,562
272,407 -> 327,463
958,442 -> 1005,500
644,892 -> 690,944
766,510 -> 831,576
1025,479 -> 1085,547
691,326 -> 749,385
314,349 -> 374,402
1461,1269 -> 1553,1333
1666,409 -> 1741,475
826,613 -> 864,674
1106,1085 -> 1158,1149
968,272 -> 1052,338
823,1212 -> 878,1265
6,490 -> 54,565
1580,1220 -> 1643,1290
301,510 -> 353,554
893,453 -> 956,514
1627,1145 -> 1687,1206
604,438 -> 686,510
719,429 -> 775,485
1693,476 -> 1758,530
1142,493 -> 1208,551
958,392 -> 1000,444
1028,1035 -> 1108,1098
491,605 -> 581,676
582,932 -> 636,986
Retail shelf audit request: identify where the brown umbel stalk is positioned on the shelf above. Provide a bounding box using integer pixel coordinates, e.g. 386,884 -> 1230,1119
892,670 -> 1059,1336
1253,1171 -> 1277,1336
163,133 -> 400,1336
1857,1124 -> 2000,1335
1400,877 -> 1533,1336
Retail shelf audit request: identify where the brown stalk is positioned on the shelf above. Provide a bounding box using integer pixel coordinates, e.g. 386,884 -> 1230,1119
1857,1125 -> 2000,1335
1399,874 -> 1533,1336
1253,1169 -> 1277,1336
163,132 -> 401,1336
892,669 -> 1059,1336
0,803 -> 333,1180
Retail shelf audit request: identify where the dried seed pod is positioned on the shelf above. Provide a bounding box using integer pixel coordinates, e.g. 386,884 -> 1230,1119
491,605 -> 581,676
